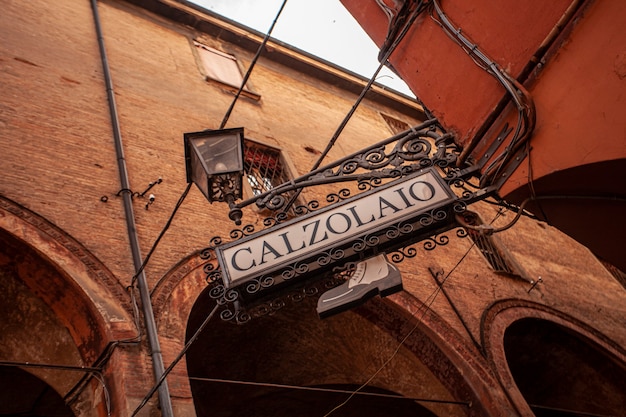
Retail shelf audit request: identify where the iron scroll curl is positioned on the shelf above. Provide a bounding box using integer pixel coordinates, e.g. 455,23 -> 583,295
199,120 -> 491,323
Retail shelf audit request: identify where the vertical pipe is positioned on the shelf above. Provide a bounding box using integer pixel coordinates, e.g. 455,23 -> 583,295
89,1 -> 174,415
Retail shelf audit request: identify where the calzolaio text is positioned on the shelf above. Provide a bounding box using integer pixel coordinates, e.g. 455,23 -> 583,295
216,169 -> 454,287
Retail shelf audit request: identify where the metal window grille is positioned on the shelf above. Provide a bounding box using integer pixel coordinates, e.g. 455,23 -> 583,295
464,213 -> 515,274
243,141 -> 299,215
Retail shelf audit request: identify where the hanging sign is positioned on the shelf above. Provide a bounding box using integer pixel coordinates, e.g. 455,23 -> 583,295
216,168 -> 456,289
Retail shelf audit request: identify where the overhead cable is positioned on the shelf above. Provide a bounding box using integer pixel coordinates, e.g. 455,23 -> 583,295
140,0 -> 289,294
323,226 -> 483,416
189,376 -> 471,406
131,3 -> 290,414
219,0 -> 288,129
282,0 -> 429,213
459,194 -> 626,235
311,0 -> 428,172
131,304 -> 220,416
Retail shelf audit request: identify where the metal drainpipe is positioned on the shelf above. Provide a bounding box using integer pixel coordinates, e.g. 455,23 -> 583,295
90,1 -> 174,415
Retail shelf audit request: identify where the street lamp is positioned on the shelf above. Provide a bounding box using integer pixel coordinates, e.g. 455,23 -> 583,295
184,127 -> 245,224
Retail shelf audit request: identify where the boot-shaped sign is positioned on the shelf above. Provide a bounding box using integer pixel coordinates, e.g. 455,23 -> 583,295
317,253 -> 402,318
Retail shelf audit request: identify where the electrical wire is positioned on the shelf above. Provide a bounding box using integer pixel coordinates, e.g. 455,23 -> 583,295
129,183 -> 192,289
456,198 -> 531,235
0,361 -> 101,373
323,234 -> 480,416
323,204 -> 510,416
529,404 -> 617,417
188,376 -> 471,407
130,5 -> 292,410
64,340 -> 137,408
428,0 -> 536,187
282,0 -> 429,214
134,0 -> 290,292
482,196 -> 540,221
145,183 -> 195,295
219,0 -> 288,130
458,194 -> 626,236
138,2 -> 289,297
119,182 -> 192,353
375,0 -> 397,25
0,360 -> 111,416
313,0 -> 427,172
93,373 -> 112,417
127,2 -> 291,414
131,304 -> 220,416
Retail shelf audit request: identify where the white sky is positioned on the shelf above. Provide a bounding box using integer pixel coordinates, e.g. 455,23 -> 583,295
188,0 -> 415,97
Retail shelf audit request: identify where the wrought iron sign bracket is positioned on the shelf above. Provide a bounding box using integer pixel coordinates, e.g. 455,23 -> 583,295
198,119 -> 497,323
491,145 -> 529,189
475,123 -> 514,170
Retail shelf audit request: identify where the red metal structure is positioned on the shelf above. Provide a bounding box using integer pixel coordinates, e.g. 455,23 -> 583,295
341,0 -> 626,271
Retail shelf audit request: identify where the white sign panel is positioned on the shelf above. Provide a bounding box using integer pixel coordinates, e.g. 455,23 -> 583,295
216,169 -> 455,288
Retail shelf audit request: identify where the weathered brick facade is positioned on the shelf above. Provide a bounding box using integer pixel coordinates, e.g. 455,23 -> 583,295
1,0 -> 624,416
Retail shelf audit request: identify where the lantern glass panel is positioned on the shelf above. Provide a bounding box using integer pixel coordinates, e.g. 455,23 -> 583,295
190,132 -> 242,175
189,147 -> 211,201
185,128 -> 244,203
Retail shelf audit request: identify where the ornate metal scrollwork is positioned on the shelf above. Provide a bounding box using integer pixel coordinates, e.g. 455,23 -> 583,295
423,233 -> 450,251
389,246 -> 418,263
211,272 -> 347,325
198,118 -> 493,322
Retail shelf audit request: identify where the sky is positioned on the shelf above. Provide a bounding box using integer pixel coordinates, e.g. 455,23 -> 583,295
188,0 -> 415,97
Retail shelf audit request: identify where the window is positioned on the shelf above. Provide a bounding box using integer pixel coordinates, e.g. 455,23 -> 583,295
243,140 -> 301,215
462,211 -> 517,275
193,41 -> 259,99
381,113 -> 411,135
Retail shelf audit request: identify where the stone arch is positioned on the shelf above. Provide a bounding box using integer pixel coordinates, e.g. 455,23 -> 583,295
0,197 -> 136,415
481,299 -> 626,416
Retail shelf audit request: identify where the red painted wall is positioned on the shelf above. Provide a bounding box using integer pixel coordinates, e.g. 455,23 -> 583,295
341,0 -> 626,270
342,0 -> 572,145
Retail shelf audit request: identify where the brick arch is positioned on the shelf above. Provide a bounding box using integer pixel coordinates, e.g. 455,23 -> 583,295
153,256 -> 527,416
364,292 -> 518,416
480,299 -> 626,416
150,251 -> 208,408
0,196 -> 135,362
184,290 -> 470,417
150,250 -> 209,322
159,272 -> 521,416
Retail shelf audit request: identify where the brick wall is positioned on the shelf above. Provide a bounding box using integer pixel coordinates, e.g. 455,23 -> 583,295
1,0 -> 625,416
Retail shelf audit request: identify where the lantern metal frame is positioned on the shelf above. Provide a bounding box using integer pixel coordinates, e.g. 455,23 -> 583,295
184,127 -> 245,221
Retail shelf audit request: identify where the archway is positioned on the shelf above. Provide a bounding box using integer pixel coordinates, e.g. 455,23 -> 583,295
0,367 -> 74,416
504,318 -> 626,416
223,384 -> 438,417
0,198 -> 136,416
185,288 -> 466,417
0,230 -> 85,415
